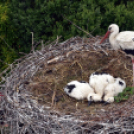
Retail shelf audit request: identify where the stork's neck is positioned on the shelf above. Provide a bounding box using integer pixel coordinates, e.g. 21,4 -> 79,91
109,30 -> 120,50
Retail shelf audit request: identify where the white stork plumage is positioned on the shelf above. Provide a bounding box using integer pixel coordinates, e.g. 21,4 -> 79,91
100,24 -> 134,51
100,24 -> 134,86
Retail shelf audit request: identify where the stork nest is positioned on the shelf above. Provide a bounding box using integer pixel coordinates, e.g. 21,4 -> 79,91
0,36 -> 134,134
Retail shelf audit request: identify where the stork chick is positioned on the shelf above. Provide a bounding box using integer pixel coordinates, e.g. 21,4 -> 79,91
89,72 -> 115,102
64,80 -> 96,105
103,77 -> 126,103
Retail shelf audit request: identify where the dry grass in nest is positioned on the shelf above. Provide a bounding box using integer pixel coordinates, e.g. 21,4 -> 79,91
30,49 -> 133,120
1,36 -> 134,133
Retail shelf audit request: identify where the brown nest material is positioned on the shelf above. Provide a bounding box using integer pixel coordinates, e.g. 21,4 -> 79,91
0,36 -> 134,133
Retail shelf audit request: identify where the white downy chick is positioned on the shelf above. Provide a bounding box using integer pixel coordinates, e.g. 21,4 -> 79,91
103,77 -> 126,103
89,72 -> 115,102
64,81 -> 95,102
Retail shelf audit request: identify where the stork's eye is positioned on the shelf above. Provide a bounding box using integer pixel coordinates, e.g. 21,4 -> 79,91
119,81 -> 124,86
108,27 -> 112,31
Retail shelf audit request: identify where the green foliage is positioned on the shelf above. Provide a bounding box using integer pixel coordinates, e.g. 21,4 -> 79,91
7,0 -> 102,51
0,2 -> 19,71
114,87 -> 134,102
99,0 -> 134,33
1,0 -> 134,71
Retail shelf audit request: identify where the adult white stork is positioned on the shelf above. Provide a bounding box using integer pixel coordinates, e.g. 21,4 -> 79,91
100,24 -> 134,86
100,24 -> 134,51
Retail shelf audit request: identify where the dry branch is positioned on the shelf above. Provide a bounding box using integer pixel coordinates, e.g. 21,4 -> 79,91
0,36 -> 134,134
62,15 -> 94,38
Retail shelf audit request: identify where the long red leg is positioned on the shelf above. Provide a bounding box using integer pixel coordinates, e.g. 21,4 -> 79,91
132,59 -> 134,87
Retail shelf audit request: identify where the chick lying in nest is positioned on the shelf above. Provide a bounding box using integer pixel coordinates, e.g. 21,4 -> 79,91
64,72 -> 126,105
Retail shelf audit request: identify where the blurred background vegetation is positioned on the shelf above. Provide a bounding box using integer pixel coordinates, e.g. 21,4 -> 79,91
0,0 -> 134,71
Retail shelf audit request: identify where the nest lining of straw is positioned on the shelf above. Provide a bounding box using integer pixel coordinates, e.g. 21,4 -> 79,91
0,36 -> 134,133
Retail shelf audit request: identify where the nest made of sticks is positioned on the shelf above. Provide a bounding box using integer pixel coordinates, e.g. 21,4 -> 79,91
0,36 -> 134,134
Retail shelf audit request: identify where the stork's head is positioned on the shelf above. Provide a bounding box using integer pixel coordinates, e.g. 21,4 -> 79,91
108,24 -> 119,33
114,77 -> 126,88
100,24 -> 119,44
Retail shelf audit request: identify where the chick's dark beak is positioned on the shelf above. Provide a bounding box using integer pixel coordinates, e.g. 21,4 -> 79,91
103,101 -> 109,105
88,96 -> 93,106
88,101 -> 92,106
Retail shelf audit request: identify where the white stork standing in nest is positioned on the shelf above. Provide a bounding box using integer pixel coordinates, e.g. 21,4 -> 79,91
100,24 -> 134,86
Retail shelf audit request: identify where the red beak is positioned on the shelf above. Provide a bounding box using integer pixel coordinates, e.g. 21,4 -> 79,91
132,59 -> 134,64
100,31 -> 110,44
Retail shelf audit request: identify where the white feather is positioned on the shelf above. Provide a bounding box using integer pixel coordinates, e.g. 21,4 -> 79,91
64,81 -> 95,100
103,77 -> 126,103
108,24 -> 134,50
89,73 -> 115,101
